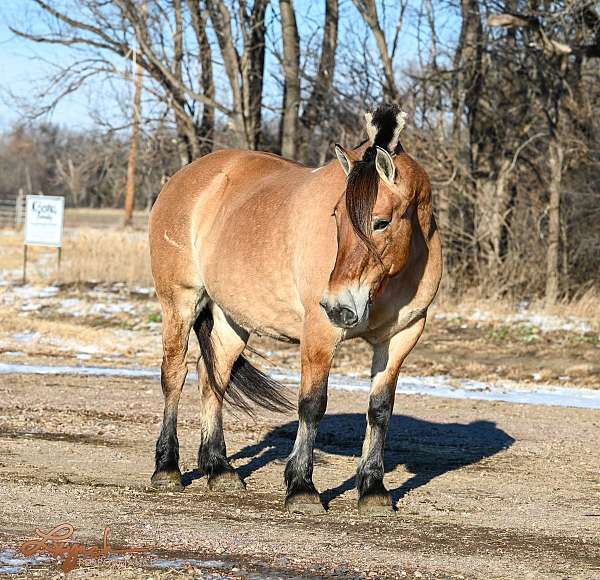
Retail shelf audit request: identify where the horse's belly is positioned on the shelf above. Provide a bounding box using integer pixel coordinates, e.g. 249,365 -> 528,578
203,249 -> 304,341
209,287 -> 304,341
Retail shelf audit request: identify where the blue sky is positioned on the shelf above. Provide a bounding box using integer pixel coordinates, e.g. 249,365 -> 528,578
0,0 -> 460,132
0,2 -> 88,128
0,0 -> 130,129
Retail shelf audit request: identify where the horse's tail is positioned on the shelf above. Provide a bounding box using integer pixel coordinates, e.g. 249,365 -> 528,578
194,308 -> 294,414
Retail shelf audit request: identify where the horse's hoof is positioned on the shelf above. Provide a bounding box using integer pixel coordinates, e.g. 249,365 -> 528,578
285,492 -> 326,515
208,470 -> 246,492
150,470 -> 184,491
358,493 -> 395,517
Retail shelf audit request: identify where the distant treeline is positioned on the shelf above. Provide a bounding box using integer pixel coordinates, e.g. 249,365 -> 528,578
6,0 -> 600,301
0,122 -> 177,210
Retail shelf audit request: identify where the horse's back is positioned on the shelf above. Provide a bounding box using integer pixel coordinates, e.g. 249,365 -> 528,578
148,149 -> 328,325
151,149 -> 307,229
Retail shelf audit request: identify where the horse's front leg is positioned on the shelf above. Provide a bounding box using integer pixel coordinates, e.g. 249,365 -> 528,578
284,321 -> 339,514
357,318 -> 426,515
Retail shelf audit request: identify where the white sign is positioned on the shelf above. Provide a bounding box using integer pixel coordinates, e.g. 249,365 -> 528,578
24,195 -> 65,247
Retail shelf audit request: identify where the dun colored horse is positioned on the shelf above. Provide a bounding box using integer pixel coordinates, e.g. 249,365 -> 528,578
148,104 -> 442,515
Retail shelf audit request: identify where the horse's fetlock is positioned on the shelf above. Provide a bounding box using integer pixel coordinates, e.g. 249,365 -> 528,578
356,463 -> 386,497
198,445 -> 230,478
284,456 -> 316,496
367,390 -> 393,427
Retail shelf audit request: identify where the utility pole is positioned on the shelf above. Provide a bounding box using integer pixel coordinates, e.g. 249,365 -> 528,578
124,44 -> 144,227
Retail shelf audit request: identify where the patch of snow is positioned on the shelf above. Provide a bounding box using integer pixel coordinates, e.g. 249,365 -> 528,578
59,298 -> 83,309
90,302 -> 135,315
12,285 -> 59,300
46,337 -> 102,354
132,286 -> 154,295
0,362 -> 159,379
20,303 -> 42,312
149,557 -> 228,570
39,286 -> 60,297
12,332 -> 41,343
435,308 -> 593,334
0,549 -> 52,574
1,362 -> 600,410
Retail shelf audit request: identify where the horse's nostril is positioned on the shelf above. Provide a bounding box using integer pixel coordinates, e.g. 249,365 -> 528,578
339,307 -> 358,327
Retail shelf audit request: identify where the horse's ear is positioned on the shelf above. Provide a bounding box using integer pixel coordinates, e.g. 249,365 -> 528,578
375,146 -> 396,184
334,144 -> 359,176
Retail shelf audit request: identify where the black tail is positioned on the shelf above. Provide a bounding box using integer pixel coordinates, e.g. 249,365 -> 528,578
194,308 -> 294,415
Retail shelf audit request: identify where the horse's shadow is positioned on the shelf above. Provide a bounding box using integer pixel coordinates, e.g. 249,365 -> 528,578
218,413 -> 514,507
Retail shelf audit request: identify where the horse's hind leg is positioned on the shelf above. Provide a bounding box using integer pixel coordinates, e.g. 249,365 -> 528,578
194,304 -> 248,491
151,287 -> 202,490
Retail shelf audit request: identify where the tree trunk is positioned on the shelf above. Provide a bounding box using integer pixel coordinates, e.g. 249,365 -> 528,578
241,0 -> 268,149
299,0 -> 338,161
206,1 -> 250,148
207,0 -> 268,149
545,132 -> 563,305
188,0 -> 215,156
124,51 -> 143,227
279,0 -> 300,158
351,0 -> 398,99
490,159 -> 511,274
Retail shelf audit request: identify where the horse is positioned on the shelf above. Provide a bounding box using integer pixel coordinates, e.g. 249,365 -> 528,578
148,104 -> 442,516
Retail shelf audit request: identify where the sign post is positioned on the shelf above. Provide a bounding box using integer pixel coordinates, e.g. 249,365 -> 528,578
23,195 -> 65,283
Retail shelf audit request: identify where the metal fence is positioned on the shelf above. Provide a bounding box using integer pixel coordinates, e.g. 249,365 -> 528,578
0,189 -> 25,229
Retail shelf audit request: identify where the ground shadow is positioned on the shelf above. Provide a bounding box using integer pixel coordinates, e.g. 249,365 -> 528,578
222,413 -> 514,507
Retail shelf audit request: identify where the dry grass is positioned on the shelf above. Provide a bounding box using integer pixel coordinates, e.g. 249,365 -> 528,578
1,215 -> 598,330
433,286 -> 600,329
539,287 -> 600,321
59,228 -> 153,287
0,231 -> 26,272
64,208 -> 148,230
1,209 -> 150,286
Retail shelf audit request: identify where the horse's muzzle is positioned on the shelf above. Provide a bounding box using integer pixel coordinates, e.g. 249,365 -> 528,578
320,300 -> 358,328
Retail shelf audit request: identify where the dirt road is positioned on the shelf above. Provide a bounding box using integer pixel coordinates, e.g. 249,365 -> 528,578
1,368 -> 599,579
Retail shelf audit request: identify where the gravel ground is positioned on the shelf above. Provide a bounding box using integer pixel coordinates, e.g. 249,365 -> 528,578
1,370 -> 599,579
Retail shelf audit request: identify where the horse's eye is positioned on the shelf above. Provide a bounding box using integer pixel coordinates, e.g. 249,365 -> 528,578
373,218 -> 391,232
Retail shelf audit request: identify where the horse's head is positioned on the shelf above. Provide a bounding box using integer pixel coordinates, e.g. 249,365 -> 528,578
320,104 -> 431,329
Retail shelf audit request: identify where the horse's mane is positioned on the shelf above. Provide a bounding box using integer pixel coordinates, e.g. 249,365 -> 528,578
345,104 -> 407,257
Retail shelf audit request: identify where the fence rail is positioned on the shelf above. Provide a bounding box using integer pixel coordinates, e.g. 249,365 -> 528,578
0,190 -> 26,228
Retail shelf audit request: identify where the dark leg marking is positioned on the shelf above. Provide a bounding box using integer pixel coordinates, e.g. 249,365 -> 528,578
198,420 -> 245,491
151,310 -> 193,492
357,389 -> 395,515
284,384 -> 327,514
151,409 -> 184,491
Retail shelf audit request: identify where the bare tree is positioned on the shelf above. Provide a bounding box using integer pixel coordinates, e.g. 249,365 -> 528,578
489,1 -> 600,303
188,0 -> 215,156
124,48 -> 144,227
11,0 -> 224,162
351,0 -> 407,100
298,0 -> 339,162
205,0 -> 269,149
279,0 -> 300,158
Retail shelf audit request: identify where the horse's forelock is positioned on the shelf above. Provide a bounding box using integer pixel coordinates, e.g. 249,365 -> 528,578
344,148 -> 380,258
